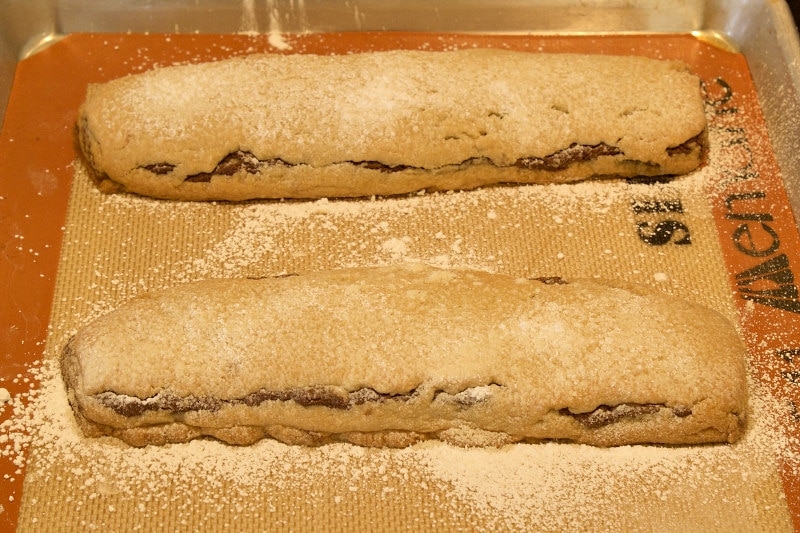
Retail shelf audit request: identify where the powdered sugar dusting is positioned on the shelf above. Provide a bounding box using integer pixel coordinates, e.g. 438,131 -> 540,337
3,359 -> 797,531
414,388 -> 794,530
4,155 -> 798,529
4,40 -> 799,529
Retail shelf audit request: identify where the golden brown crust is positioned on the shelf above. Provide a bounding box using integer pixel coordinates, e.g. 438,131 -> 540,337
76,50 -> 707,201
61,264 -> 747,448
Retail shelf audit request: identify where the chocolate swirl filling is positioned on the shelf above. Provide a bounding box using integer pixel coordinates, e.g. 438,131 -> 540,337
94,385 -> 692,429
94,386 -> 416,417
136,136 -> 702,183
178,143 -> 623,183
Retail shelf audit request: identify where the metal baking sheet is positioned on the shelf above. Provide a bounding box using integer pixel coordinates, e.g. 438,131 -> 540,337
2,2 -> 800,532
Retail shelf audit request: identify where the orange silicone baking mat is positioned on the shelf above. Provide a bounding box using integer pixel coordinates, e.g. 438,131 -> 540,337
2,31 -> 800,532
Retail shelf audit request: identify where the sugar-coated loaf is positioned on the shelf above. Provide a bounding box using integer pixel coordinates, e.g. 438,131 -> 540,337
76,50 -> 707,201
61,263 -> 746,448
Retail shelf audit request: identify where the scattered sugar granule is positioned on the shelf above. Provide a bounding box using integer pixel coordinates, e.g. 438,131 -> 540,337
381,236 -> 411,258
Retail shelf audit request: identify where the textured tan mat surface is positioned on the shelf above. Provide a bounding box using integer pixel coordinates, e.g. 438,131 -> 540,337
2,32 -> 800,532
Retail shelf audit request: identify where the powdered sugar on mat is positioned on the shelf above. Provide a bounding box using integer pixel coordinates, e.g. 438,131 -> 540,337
5,114 -> 796,529
3,360 -> 797,531
171,172 -> 708,280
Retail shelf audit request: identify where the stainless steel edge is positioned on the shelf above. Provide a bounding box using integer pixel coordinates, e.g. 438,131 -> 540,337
0,0 -> 56,133
0,0 -> 799,227
707,0 -> 800,226
49,0 -> 708,36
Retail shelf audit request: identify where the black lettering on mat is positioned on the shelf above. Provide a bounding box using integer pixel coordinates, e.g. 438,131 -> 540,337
710,77 -> 800,315
632,199 -> 691,246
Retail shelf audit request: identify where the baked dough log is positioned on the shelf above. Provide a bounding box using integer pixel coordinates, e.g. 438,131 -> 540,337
61,263 -> 747,448
76,50 -> 707,201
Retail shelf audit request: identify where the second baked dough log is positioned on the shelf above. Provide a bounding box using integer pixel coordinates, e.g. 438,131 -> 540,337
76,50 -> 707,201
61,263 -> 747,448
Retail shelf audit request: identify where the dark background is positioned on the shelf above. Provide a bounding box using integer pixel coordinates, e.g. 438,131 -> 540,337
792,0 -> 800,30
